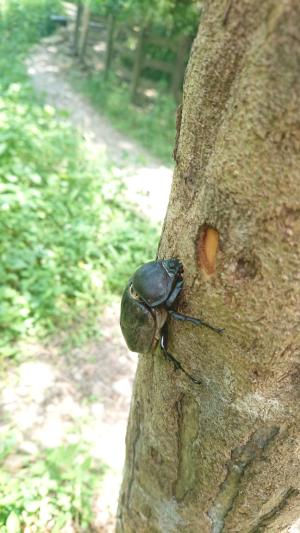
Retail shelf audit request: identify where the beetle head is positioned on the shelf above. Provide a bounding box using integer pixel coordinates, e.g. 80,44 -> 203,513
131,259 -> 184,308
162,258 -> 183,279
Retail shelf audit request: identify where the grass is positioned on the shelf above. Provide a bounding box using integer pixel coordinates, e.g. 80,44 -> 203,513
70,71 -> 177,164
0,431 -> 106,532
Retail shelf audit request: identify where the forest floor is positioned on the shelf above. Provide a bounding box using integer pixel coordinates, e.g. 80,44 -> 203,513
1,28 -> 172,532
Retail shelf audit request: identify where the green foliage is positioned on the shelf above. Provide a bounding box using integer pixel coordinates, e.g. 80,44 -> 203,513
0,0 -> 159,354
90,0 -> 201,33
0,87 -> 158,349
0,0 -> 63,61
72,2 -> 198,162
71,72 -> 177,164
0,434 -> 106,532
0,0 -> 63,117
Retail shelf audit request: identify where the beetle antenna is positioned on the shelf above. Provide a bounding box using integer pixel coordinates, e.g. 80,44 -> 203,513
160,325 -> 201,384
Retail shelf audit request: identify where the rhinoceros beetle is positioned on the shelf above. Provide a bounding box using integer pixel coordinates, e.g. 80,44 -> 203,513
120,259 -> 223,383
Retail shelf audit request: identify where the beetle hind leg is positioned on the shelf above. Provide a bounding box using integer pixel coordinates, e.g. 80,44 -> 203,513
160,324 -> 201,384
168,310 -> 224,334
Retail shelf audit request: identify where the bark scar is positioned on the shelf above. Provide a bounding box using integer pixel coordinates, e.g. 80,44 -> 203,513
126,400 -> 141,508
173,393 -> 184,496
173,103 -> 183,163
208,426 -> 279,533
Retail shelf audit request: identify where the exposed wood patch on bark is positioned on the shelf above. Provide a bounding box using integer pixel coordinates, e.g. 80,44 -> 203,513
196,225 -> 220,277
208,426 -> 279,533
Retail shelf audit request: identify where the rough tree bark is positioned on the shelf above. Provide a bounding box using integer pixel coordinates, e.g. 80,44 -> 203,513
117,1 -> 300,531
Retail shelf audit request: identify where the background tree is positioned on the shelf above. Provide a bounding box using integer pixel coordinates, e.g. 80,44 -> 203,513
117,1 -> 300,531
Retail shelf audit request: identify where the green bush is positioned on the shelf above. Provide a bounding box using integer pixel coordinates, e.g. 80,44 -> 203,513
0,86 -> 158,352
0,0 -> 63,86
90,0 -> 200,34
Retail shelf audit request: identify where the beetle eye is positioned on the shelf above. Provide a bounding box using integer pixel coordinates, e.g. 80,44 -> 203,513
129,284 -> 141,301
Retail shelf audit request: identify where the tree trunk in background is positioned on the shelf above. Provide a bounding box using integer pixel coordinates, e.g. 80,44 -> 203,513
78,4 -> 90,62
117,1 -> 300,531
73,2 -> 83,55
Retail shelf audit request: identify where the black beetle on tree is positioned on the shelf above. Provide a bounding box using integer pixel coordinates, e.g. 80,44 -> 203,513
120,259 -> 223,383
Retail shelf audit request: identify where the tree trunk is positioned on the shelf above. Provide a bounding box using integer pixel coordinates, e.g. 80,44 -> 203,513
78,4 -> 90,62
117,1 -> 300,531
73,2 -> 83,56
131,26 -> 146,103
104,13 -> 116,78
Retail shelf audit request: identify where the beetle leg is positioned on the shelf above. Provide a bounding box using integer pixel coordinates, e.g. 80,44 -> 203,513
164,280 -> 183,308
160,324 -> 201,384
168,310 -> 224,334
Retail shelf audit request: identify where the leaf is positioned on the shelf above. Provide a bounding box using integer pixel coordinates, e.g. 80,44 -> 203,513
6,512 -> 20,533
0,143 -> 8,155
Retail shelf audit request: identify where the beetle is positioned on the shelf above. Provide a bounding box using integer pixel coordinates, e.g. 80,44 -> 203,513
120,258 -> 224,383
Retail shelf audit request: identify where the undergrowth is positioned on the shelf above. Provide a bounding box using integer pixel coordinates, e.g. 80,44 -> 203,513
0,0 -> 159,357
0,432 -> 106,532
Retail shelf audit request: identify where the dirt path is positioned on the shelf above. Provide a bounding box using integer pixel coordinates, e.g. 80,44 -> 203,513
1,32 -> 172,532
26,33 -> 172,223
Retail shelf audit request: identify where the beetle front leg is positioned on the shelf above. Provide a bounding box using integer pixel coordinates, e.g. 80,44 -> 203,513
160,324 -> 201,384
168,310 -> 224,334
